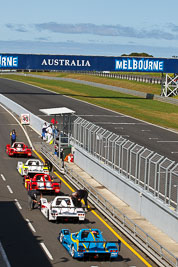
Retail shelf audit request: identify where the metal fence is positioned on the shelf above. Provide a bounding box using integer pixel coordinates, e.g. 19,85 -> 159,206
71,117 -> 178,212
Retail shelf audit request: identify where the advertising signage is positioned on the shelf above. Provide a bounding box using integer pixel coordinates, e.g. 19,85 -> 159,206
0,53 -> 178,73
0,55 -> 18,68
115,58 -> 164,72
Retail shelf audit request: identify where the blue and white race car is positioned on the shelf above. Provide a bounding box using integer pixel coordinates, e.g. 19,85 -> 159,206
58,228 -> 121,260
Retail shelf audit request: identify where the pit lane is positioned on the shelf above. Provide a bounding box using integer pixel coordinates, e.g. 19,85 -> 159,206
0,106 -> 156,266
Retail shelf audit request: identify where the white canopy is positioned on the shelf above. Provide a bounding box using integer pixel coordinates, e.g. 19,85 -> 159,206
39,107 -> 75,116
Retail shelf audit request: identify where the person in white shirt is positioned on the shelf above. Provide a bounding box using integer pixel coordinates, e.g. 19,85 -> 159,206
46,125 -> 53,144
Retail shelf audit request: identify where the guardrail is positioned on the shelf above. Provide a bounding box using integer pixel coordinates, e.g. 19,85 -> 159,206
90,71 -> 163,85
39,142 -> 178,267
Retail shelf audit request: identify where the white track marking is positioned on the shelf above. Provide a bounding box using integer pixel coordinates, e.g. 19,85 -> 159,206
1,174 -> 6,181
121,135 -> 130,137
26,219 -> 36,233
157,141 -> 178,143
40,242 -> 53,261
77,114 -> 126,117
94,122 -> 145,125
7,185 -> 13,194
149,137 -> 159,140
141,130 -> 151,132
171,152 -> 178,154
0,241 -> 11,267
14,199 -> 22,210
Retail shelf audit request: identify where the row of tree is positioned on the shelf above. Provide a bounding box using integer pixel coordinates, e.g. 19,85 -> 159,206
121,52 -> 153,57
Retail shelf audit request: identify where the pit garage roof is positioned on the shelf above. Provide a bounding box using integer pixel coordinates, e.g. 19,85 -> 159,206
39,107 -> 75,116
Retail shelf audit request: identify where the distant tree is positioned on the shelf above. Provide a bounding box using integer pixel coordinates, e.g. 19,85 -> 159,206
121,52 -> 153,57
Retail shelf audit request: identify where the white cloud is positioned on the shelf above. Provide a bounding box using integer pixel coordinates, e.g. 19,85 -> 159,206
33,22 -> 178,40
5,22 -> 178,41
0,39 -> 178,58
6,23 -> 28,33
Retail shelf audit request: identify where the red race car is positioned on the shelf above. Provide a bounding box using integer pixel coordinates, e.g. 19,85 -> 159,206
24,174 -> 61,194
6,142 -> 32,157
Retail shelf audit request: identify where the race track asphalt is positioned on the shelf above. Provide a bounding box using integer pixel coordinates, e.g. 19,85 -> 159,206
0,77 -> 177,163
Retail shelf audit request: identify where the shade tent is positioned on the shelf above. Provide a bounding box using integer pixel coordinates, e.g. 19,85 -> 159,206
39,107 -> 76,134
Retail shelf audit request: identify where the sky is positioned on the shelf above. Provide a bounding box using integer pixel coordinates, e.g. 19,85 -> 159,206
0,0 -> 178,58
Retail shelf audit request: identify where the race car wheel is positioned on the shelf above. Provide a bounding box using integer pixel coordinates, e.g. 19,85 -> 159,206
59,233 -> 63,243
70,245 -> 75,258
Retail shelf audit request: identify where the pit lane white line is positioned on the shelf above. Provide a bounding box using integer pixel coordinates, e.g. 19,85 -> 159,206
0,241 -> 11,267
40,242 -> 53,261
14,199 -> 22,210
149,137 -> 159,140
26,219 -> 36,233
1,174 -> 6,181
141,130 -> 151,132
171,152 -> 178,154
7,185 -> 13,194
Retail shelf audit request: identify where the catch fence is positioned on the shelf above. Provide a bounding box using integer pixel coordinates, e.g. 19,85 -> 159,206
71,117 -> 178,212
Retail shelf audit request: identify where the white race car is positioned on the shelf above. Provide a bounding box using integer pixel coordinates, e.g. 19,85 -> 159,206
17,159 -> 49,176
40,196 -> 85,222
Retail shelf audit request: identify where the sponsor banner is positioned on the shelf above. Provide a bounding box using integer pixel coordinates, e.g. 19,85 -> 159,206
0,53 -> 177,73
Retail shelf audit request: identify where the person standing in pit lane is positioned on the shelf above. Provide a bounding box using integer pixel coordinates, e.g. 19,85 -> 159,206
71,189 -> 88,212
10,129 -> 17,146
28,190 -> 41,210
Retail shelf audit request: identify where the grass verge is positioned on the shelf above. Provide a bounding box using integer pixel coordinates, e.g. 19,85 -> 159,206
24,72 -> 162,95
